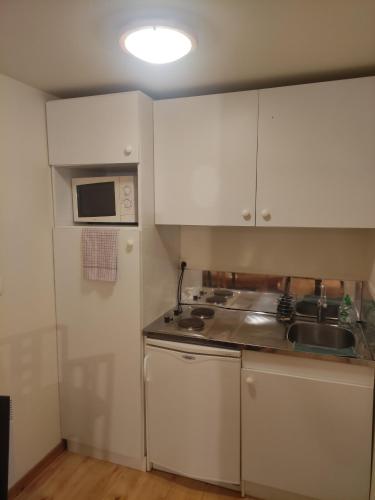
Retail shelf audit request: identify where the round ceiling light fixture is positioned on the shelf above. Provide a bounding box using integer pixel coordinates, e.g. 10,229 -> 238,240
119,25 -> 195,64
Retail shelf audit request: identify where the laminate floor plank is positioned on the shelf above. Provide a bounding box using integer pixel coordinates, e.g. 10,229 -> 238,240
14,451 -> 252,500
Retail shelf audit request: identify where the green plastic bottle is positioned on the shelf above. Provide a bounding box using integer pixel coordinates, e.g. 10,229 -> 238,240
338,294 -> 356,326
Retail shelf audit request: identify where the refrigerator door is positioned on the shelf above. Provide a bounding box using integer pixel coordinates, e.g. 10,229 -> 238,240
145,341 -> 240,485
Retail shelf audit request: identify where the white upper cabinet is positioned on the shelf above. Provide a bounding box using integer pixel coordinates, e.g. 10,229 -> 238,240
256,76 -> 375,227
46,92 -> 140,165
154,91 -> 258,226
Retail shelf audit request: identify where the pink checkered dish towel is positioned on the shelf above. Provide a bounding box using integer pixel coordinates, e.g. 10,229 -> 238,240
81,228 -> 120,282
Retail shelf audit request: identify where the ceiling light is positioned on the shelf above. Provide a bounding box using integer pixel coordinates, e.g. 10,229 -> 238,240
120,26 -> 195,64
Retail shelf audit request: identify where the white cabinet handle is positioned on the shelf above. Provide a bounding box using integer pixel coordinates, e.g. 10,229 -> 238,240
261,209 -> 271,220
242,209 -> 251,221
246,376 -> 255,385
126,239 -> 134,250
124,145 -> 133,156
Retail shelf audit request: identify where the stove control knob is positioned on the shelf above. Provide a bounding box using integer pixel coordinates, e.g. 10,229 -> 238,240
193,295 -> 199,301
242,209 -> 251,221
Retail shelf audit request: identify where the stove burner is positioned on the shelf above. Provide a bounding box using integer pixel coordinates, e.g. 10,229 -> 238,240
213,288 -> 234,297
178,317 -> 205,332
206,295 -> 227,305
191,307 -> 215,319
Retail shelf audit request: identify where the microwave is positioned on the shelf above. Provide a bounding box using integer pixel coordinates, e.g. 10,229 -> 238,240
72,176 -> 137,223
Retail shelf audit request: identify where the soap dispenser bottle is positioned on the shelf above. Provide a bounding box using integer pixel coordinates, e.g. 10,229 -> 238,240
338,294 -> 356,326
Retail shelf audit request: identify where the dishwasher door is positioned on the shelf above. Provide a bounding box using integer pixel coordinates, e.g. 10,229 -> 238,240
145,339 -> 241,485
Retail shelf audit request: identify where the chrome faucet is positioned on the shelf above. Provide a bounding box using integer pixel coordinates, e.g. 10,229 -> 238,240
317,283 -> 328,323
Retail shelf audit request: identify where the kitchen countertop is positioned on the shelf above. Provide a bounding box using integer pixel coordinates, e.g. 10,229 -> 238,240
143,300 -> 374,366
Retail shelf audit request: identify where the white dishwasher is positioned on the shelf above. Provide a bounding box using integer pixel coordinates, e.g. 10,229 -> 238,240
144,338 -> 241,486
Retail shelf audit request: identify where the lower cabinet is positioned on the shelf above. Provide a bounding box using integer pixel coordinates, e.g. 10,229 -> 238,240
241,351 -> 374,500
145,339 -> 241,485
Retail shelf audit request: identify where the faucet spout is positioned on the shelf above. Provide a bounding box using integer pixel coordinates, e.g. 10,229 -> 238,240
317,283 -> 327,323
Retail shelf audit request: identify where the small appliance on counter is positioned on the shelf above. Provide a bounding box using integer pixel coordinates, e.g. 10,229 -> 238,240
72,175 -> 137,224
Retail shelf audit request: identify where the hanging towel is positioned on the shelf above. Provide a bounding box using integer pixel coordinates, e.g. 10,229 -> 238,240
81,228 -> 119,282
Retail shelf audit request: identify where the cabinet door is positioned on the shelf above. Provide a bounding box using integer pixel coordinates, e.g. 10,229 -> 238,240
154,91 -> 258,226
53,227 -> 143,463
46,92 -> 139,165
242,367 -> 373,500
146,343 -> 240,484
257,76 -> 375,227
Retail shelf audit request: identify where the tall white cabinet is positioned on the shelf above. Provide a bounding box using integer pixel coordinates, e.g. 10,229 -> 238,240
154,91 -> 258,226
54,228 -> 143,464
47,91 -> 180,469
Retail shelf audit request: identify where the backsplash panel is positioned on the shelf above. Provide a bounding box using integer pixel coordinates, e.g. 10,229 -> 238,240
183,269 -> 362,319
181,226 -> 371,281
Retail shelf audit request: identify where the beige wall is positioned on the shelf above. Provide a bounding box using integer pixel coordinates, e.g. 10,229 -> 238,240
0,74 -> 60,486
181,226 -> 371,281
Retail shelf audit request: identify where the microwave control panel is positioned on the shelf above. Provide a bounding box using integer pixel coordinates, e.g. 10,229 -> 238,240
119,176 -> 137,223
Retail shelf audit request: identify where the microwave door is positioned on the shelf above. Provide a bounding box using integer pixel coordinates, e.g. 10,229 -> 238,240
75,181 -> 120,223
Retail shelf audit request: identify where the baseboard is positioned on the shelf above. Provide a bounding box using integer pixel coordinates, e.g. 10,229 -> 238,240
243,480 -> 315,500
66,440 -> 146,472
151,463 -> 240,492
8,440 -> 66,499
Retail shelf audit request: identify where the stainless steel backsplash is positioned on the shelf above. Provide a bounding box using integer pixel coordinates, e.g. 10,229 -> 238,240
183,269 -> 363,318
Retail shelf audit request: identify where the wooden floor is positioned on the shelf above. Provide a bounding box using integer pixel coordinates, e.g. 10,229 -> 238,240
14,451 -> 251,500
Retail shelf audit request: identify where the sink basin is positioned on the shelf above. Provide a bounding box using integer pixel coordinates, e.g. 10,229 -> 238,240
296,300 -> 339,319
287,322 -> 355,349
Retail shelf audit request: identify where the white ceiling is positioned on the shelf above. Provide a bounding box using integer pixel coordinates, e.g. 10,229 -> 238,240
0,0 -> 374,99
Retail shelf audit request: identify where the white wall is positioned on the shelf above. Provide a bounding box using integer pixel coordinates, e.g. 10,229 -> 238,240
0,74 -> 60,486
181,226 -> 371,281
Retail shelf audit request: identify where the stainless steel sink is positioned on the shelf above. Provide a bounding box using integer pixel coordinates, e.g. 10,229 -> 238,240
287,322 -> 355,349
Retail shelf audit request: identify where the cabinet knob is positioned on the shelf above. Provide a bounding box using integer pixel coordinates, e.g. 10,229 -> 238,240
124,145 -> 133,156
246,376 -> 255,385
261,209 -> 271,221
242,209 -> 251,221
126,239 -> 134,250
